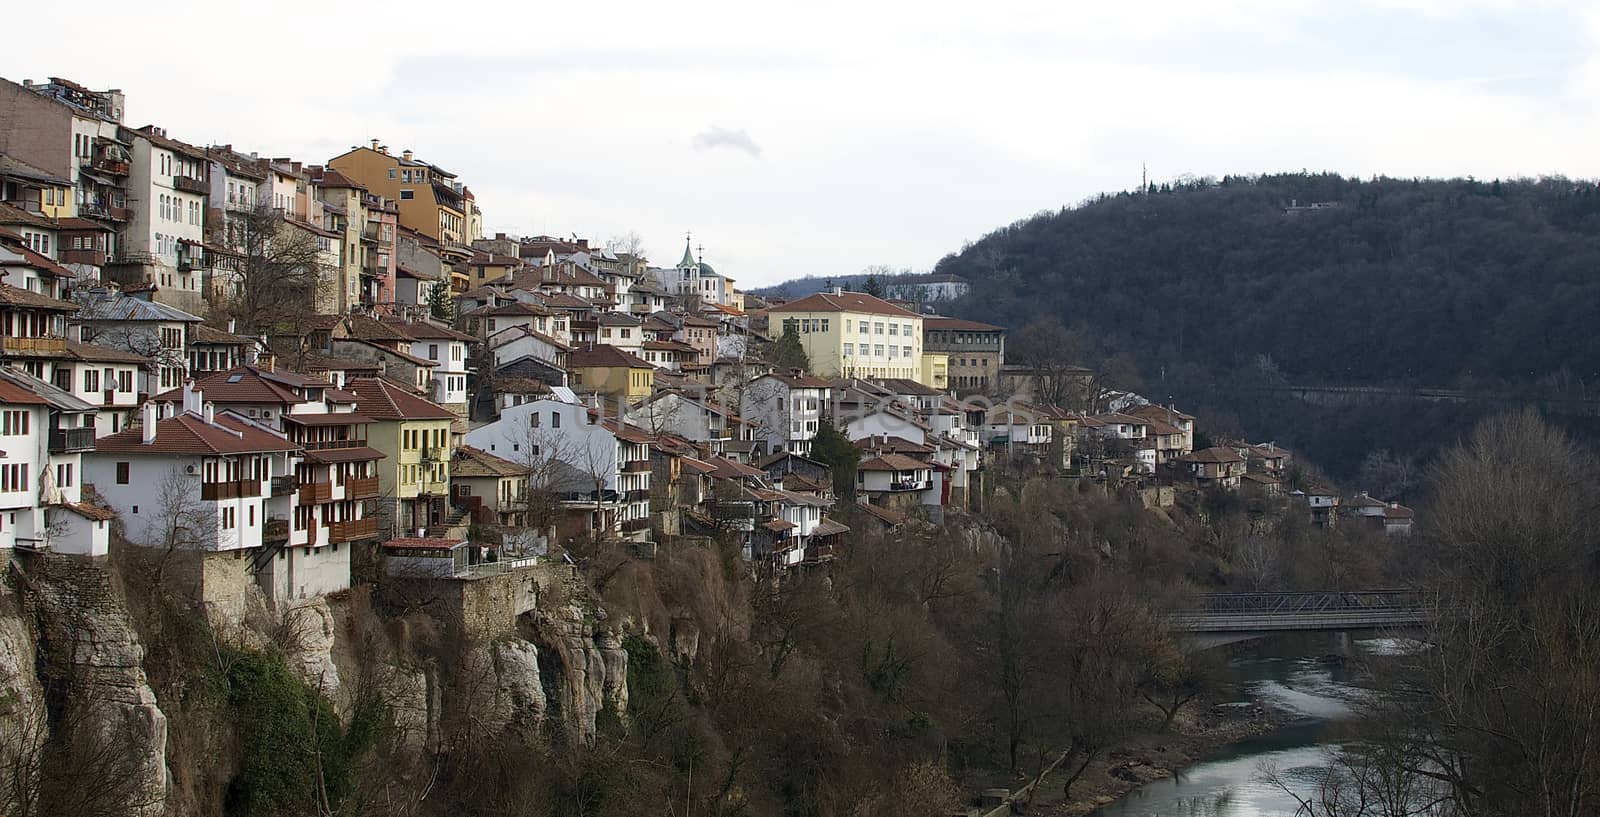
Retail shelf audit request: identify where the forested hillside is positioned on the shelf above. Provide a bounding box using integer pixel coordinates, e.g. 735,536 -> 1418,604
938,173 -> 1600,388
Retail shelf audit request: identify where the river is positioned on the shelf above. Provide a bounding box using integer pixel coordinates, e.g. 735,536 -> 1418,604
1093,631 -> 1418,817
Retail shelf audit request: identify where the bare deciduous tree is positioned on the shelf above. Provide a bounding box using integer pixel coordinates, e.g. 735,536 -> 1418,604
211,201 -> 332,335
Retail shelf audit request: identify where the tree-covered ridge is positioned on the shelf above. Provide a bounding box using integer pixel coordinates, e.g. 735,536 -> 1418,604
938,173 -> 1600,386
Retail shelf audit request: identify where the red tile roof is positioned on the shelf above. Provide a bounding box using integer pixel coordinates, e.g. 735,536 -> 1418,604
95,412 -> 300,455
1178,447 -> 1244,464
568,344 -> 651,369
858,453 -> 931,472
766,290 -> 921,318
346,377 -> 457,420
924,316 -> 1004,332
0,379 -> 50,405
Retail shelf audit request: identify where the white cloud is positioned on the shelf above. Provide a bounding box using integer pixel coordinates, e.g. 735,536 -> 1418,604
691,127 -> 763,158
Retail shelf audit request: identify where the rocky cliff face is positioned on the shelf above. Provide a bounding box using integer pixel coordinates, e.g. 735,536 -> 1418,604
525,600 -> 629,744
0,550 -> 635,815
15,553 -> 170,816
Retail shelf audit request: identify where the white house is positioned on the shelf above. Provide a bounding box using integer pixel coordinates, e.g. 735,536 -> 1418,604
983,407 -> 1053,450
739,373 -> 831,457
85,393 -> 306,601
627,388 -> 736,453
387,318 -> 473,415
855,453 -> 939,506
463,398 -> 652,541
488,324 -> 571,369
124,127 -> 210,307
0,368 -> 110,555
71,287 -> 201,395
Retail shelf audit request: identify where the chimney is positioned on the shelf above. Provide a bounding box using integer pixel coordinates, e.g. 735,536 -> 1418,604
141,402 -> 158,443
227,318 -> 236,334
831,286 -> 843,295
182,379 -> 204,416
370,138 -> 380,150
378,145 -> 389,155
402,149 -> 413,162
162,401 -> 177,419
203,402 -> 215,425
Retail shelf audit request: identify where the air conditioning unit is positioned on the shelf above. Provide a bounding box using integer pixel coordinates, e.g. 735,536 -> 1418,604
184,464 -> 198,475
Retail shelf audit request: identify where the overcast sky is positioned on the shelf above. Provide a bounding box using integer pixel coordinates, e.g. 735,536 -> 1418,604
5,1 -> 1598,286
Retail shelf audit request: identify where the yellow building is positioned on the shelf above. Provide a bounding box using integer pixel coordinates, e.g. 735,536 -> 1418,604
326,142 -> 470,259
920,352 -> 949,390
568,344 -> 655,401
348,377 -> 457,534
766,289 -> 927,383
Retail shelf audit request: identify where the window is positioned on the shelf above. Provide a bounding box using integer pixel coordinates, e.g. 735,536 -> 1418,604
843,343 -> 853,356
820,319 -> 829,332
222,507 -> 235,530
844,320 -> 852,332
888,346 -> 898,359
428,343 -> 439,360
530,411 -> 540,428
2,410 -> 29,435
903,345 -> 912,358
82,369 -> 99,392
0,464 -> 26,492
400,190 -> 414,200
874,322 -> 885,334
889,323 -> 898,336
551,411 -> 561,428
116,462 -> 130,484
874,344 -> 885,357
55,463 -> 73,488
387,168 -> 396,179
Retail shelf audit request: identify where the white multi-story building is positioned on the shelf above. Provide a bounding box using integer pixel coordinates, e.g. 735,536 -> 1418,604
627,388 -> 736,453
124,126 -> 209,309
386,319 -> 473,415
464,397 -> 652,541
739,372 -> 831,457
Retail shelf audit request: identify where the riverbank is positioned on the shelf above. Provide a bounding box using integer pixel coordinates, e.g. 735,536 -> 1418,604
964,690 -> 1296,816
1047,695 -> 1295,815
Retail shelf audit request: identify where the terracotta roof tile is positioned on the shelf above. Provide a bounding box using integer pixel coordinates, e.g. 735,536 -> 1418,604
766,290 -> 921,318
94,412 -> 300,455
347,377 -> 456,420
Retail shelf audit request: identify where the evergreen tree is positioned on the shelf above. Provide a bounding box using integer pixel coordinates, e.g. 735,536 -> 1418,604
429,281 -> 454,321
810,419 -> 861,498
772,325 -> 810,372
861,275 -> 884,298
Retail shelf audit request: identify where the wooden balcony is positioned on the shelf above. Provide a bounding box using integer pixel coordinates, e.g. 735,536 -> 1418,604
298,481 -> 334,504
60,248 -> 107,266
622,459 -> 652,474
200,479 -> 261,501
269,476 -> 296,497
624,489 -> 651,502
172,175 -> 208,195
326,517 -> 378,543
0,336 -> 67,355
48,427 -> 95,454
344,476 -> 380,500
301,438 -> 366,450
84,156 -> 130,176
620,517 -> 650,533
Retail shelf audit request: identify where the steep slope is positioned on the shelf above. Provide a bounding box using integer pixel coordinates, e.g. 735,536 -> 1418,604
937,173 -> 1600,387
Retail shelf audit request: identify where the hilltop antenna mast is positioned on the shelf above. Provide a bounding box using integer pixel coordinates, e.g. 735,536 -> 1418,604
1142,163 -> 1148,194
